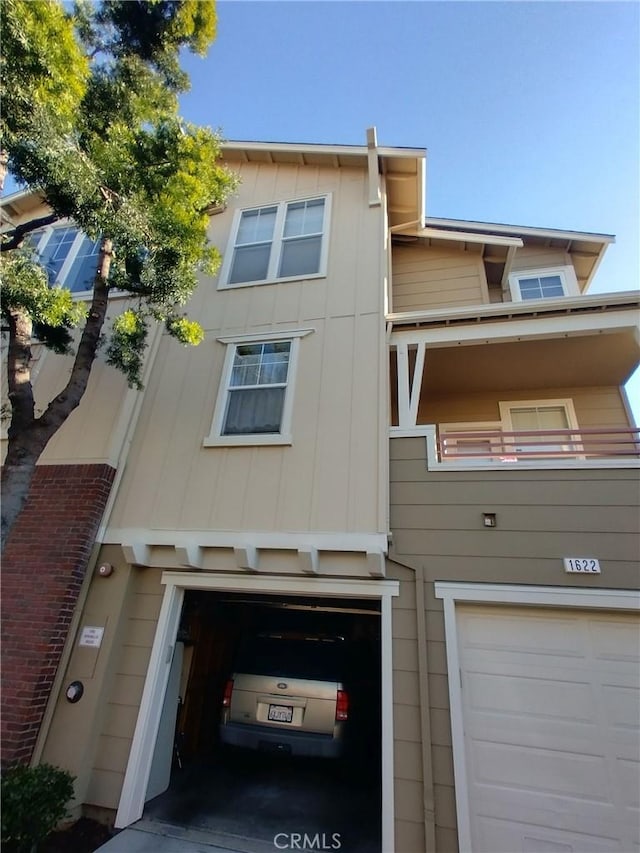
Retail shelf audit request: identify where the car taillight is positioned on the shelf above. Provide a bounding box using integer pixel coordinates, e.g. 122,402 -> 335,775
336,689 -> 349,721
222,678 -> 234,707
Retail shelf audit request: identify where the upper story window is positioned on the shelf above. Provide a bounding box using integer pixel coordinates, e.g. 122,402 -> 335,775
224,341 -> 291,435
219,196 -> 330,288
25,225 -> 102,294
204,328 -> 314,447
509,265 -> 579,302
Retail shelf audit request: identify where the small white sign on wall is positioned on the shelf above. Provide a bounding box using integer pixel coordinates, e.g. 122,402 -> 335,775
79,626 -> 105,648
564,558 -> 601,574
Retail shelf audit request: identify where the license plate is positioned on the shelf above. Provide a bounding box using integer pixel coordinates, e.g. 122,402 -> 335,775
268,704 -> 293,723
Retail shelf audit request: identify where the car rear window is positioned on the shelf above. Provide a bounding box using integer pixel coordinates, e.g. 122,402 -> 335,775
234,636 -> 344,681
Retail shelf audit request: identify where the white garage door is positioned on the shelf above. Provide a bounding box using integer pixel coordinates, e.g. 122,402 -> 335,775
458,605 -> 640,853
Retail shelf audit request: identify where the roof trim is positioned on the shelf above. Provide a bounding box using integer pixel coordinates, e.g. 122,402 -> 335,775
222,139 -> 427,160
425,215 -> 615,245
395,226 -> 524,249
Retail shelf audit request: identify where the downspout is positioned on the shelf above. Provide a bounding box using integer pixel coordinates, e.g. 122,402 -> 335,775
414,564 -> 437,852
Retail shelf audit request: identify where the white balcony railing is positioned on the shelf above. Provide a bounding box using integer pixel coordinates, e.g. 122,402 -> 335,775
438,426 -> 640,462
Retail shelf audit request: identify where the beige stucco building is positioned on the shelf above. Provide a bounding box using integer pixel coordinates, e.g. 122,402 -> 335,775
2,130 -> 639,852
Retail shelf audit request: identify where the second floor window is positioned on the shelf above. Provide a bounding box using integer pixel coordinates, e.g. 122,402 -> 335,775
223,341 -> 291,435
220,196 -> 330,287
26,225 -> 102,294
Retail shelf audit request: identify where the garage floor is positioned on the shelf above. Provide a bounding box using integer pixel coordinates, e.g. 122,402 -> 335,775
139,750 -> 381,853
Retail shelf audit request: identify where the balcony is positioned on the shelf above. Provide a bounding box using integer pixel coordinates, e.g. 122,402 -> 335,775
388,292 -> 640,471
436,425 -> 640,466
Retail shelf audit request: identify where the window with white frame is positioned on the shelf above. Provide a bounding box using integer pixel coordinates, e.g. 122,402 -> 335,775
25,225 -> 102,294
499,399 -> 580,456
509,266 -> 579,302
220,196 -> 330,287
205,329 -> 313,446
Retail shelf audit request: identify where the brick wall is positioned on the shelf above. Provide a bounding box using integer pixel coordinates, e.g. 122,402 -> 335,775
1,463 -> 115,767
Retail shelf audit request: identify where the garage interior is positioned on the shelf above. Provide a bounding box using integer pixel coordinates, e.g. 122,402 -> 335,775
142,589 -> 383,853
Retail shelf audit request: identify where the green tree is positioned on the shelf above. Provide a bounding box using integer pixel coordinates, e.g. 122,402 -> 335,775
1,0 -> 238,548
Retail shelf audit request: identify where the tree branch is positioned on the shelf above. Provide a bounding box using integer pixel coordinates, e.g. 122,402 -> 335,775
1,213 -> 59,251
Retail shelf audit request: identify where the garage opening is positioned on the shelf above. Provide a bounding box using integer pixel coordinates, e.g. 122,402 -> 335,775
143,589 -> 383,852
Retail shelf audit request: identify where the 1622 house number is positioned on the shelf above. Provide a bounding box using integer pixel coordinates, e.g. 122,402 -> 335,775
564,558 -> 601,574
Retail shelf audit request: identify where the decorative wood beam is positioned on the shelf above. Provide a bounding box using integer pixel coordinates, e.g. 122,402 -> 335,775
234,546 -> 258,572
367,551 -> 386,578
175,545 -> 203,570
122,541 -> 151,567
298,547 -> 319,575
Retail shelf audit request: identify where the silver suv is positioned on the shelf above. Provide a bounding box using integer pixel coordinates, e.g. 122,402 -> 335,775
219,633 -> 349,758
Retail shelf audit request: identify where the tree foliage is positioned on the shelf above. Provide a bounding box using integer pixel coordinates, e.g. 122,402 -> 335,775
1,0 -> 238,547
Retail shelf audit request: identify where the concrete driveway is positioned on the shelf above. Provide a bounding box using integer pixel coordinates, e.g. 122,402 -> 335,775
98,750 -> 381,853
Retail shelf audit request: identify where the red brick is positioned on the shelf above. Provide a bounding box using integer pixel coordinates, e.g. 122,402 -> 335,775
1,463 -> 115,768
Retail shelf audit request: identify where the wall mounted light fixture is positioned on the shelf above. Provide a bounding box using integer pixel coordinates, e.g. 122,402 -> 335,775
65,681 -> 84,703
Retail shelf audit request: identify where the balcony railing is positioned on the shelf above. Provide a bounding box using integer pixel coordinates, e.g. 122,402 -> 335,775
438,427 -> 640,463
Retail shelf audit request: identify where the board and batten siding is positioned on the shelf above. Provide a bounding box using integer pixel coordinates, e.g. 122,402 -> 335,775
106,160 -> 387,537
391,244 -> 488,313
388,436 -> 640,853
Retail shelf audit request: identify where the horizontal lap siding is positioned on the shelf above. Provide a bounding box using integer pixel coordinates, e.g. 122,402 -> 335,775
392,245 -> 487,312
389,436 -> 640,853
511,247 -> 570,272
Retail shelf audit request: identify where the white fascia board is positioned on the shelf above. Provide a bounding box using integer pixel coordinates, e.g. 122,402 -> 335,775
0,187 -> 39,207
161,571 -> 400,600
387,290 -> 640,329
222,140 -> 426,161
434,582 -> 640,610
425,216 -> 616,245
105,528 -> 389,554
409,227 -> 523,249
389,307 -> 640,348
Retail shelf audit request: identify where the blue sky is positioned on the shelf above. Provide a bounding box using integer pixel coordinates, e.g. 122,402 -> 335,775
178,0 -> 640,412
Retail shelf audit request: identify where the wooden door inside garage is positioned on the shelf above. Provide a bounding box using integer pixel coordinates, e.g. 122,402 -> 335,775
457,604 -> 640,853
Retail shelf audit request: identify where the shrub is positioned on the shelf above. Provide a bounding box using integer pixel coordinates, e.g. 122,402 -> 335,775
1,763 -> 75,852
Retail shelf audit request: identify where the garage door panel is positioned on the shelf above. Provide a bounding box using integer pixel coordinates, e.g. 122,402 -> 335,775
465,670 -> 594,721
465,720 -> 612,761
602,684 -> 640,730
589,618 -> 640,663
458,605 -> 640,853
617,758 -> 640,811
460,610 -> 588,660
474,810 -> 628,853
469,740 -> 614,804
473,793 -> 637,850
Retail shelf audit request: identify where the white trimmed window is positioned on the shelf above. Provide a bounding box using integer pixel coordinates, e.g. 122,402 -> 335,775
499,398 -> 580,455
204,329 -> 313,446
25,225 -> 102,295
219,196 -> 330,288
509,266 -> 579,302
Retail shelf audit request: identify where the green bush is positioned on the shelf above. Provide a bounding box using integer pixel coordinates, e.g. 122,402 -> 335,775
1,763 -> 75,852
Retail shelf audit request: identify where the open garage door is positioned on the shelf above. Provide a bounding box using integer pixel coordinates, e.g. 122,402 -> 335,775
117,574 -> 398,852
171,590 -> 381,769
